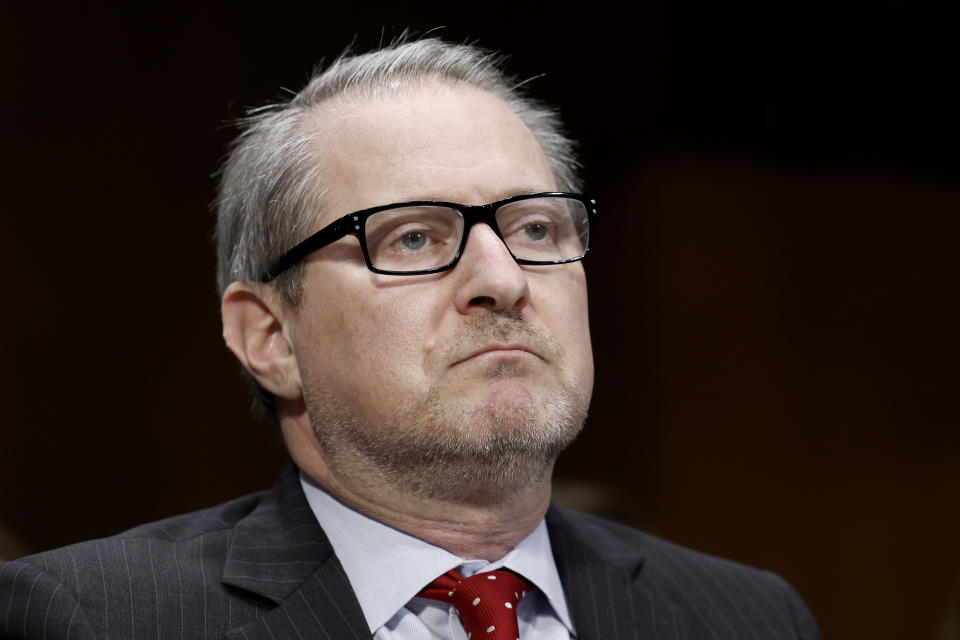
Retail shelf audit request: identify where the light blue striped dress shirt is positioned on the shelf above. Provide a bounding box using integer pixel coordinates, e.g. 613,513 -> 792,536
300,473 -> 575,639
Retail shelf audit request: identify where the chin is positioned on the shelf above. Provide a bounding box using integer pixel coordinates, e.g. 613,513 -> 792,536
483,378 -> 537,408
304,368 -> 590,502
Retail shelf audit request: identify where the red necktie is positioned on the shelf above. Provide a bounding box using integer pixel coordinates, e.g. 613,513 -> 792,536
418,568 -> 532,640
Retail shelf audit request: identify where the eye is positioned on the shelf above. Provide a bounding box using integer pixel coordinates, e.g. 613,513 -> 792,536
523,223 -> 549,242
505,217 -> 555,246
398,231 -> 428,251
364,206 -> 463,271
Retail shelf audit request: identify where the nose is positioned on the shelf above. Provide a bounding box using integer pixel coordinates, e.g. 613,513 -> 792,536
452,223 -> 530,314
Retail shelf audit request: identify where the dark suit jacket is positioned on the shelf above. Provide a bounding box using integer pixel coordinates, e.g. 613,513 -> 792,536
0,465 -> 820,639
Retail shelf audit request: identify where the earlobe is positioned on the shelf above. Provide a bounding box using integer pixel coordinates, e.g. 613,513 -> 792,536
221,282 -> 302,400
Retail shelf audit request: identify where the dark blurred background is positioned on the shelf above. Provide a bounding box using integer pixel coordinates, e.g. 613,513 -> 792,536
2,3 -> 958,639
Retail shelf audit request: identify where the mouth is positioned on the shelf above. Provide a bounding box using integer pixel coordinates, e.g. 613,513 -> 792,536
452,343 -> 543,367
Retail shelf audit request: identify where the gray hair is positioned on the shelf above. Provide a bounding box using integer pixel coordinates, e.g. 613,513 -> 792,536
214,37 -> 582,421
215,37 -> 581,303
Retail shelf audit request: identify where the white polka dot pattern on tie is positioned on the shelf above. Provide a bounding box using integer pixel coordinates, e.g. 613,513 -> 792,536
417,568 -> 531,640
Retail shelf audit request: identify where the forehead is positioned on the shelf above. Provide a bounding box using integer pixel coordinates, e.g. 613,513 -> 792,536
307,81 -> 557,221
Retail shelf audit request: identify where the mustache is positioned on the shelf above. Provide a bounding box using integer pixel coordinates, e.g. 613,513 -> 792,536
443,311 -> 564,366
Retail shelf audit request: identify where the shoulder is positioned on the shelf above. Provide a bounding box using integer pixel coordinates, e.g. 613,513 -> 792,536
0,490 -> 268,640
13,489 -> 266,581
547,506 -> 821,639
552,506 -> 763,573
550,505 -> 781,582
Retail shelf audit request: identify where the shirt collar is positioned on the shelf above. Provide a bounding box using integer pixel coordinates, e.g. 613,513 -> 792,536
299,472 -> 574,634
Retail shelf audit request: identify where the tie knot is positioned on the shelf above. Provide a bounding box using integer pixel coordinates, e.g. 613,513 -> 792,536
419,569 -> 532,639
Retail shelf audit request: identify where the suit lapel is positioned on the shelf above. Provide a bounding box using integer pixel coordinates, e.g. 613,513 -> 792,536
221,465 -> 369,640
547,506 -> 686,640
217,467 -> 687,640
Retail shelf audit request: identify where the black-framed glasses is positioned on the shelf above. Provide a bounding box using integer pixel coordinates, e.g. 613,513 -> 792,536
260,192 -> 597,281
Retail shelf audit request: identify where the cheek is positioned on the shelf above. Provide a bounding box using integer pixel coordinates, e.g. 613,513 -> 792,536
298,261 -> 444,386
569,290 -> 595,388
352,288 -> 435,378
540,270 -> 594,386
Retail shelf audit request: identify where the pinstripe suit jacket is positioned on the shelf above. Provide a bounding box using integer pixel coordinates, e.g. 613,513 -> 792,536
0,465 -> 820,639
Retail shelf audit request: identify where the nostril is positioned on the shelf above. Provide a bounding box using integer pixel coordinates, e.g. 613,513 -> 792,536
469,295 -> 496,306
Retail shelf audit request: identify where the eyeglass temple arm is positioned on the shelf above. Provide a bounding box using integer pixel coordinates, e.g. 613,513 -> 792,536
260,216 -> 352,283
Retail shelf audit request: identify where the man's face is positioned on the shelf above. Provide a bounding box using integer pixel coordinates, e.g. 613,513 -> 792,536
286,82 -> 594,499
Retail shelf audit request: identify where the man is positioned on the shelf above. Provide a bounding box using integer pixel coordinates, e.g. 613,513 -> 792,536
0,38 -> 820,639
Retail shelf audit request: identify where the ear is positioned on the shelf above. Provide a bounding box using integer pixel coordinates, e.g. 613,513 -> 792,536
221,281 -> 302,400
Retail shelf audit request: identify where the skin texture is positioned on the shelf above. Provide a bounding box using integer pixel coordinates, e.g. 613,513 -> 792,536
222,81 -> 594,560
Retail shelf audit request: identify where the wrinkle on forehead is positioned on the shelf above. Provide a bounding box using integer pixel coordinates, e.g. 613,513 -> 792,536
304,79 -> 555,218
306,77 -> 542,159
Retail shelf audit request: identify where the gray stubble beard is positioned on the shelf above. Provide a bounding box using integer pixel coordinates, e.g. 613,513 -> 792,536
302,316 -> 590,504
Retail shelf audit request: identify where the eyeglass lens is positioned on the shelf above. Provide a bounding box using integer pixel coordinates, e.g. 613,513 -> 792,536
363,196 -> 589,272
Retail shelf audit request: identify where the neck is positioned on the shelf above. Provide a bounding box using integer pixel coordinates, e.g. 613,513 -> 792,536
281,411 -> 553,560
